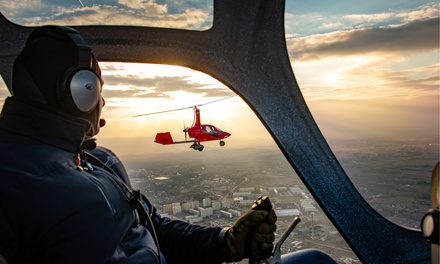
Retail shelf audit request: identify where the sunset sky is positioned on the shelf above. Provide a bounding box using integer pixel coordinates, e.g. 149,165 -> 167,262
0,1 -> 438,156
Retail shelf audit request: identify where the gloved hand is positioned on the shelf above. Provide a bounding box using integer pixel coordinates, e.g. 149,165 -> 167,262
224,208 -> 277,261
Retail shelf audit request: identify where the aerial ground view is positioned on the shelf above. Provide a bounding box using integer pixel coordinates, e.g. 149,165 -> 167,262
117,134 -> 438,264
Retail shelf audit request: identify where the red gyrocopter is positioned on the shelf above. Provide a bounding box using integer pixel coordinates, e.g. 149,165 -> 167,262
132,97 -> 233,151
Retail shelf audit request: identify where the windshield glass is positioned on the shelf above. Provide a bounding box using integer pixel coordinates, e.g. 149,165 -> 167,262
287,1 -> 439,228
0,1 -> 438,263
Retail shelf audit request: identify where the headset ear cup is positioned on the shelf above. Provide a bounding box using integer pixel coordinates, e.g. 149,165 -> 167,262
58,68 -> 102,116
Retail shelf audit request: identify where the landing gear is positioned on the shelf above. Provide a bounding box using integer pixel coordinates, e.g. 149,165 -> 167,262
189,140 -> 226,151
190,141 -> 205,151
194,145 -> 204,151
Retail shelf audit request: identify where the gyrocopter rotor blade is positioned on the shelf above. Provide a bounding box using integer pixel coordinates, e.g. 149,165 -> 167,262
131,95 -> 237,118
132,106 -> 193,118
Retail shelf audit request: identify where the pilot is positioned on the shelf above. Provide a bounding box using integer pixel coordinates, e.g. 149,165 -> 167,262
0,25 -> 336,264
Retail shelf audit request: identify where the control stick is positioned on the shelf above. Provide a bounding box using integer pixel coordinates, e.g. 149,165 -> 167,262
248,196 -> 301,264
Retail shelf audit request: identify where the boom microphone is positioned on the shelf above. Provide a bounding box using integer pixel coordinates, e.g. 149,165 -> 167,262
99,118 -> 106,128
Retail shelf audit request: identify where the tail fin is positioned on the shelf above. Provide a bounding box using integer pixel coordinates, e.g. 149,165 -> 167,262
155,132 -> 175,145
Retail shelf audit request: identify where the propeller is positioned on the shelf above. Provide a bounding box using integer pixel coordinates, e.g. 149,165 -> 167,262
183,122 -> 188,141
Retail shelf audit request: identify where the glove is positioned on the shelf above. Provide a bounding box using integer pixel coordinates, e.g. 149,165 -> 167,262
224,208 -> 277,261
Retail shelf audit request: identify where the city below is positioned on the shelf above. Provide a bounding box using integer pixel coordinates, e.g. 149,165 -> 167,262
122,136 -> 438,264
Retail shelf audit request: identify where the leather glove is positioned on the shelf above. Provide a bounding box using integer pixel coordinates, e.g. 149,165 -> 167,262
224,208 -> 277,261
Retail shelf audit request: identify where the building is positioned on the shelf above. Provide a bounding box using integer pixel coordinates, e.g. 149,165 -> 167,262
233,192 -> 252,199
275,209 -> 300,217
187,216 -> 203,224
212,201 -> 221,210
300,198 -> 317,212
163,204 -> 173,214
221,201 -> 231,209
303,205 -> 317,212
181,202 -> 191,211
300,198 -> 315,205
199,207 -> 213,217
189,200 -> 199,209
228,209 -> 242,217
289,186 -> 303,195
188,209 -> 199,216
219,210 -> 233,218
239,200 -> 254,207
185,215 -> 197,221
202,198 -> 211,207
172,205 -> 182,215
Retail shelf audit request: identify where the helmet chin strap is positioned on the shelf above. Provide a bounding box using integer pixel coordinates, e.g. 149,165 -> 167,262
78,119 -> 104,152
80,136 -> 97,150
86,119 -> 105,137
82,117 -> 105,138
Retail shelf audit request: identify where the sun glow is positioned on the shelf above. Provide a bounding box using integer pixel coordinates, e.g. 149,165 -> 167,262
87,51 -> 440,154
96,62 -> 250,147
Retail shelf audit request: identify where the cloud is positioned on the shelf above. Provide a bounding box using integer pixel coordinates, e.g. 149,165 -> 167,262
98,62 -> 232,102
102,75 -> 227,98
287,17 -> 439,61
117,0 -> 167,12
293,53 -> 439,103
341,2 -> 439,27
284,2 -> 439,37
396,2 -> 440,24
160,0 -> 212,15
1,0 -> 212,30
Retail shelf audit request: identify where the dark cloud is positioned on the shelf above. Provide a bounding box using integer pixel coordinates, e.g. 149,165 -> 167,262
102,74 -> 172,89
288,17 -> 439,61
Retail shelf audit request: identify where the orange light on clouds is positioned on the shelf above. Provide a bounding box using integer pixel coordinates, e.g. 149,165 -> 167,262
95,62 -> 267,154
0,1 -> 438,157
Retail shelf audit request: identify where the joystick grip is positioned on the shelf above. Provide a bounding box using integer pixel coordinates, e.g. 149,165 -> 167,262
252,195 -> 272,212
248,196 -> 273,263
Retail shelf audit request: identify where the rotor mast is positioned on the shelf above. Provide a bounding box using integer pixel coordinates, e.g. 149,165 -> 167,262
194,106 -> 201,126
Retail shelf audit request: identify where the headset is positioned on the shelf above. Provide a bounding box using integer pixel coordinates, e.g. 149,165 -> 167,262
26,26 -> 102,116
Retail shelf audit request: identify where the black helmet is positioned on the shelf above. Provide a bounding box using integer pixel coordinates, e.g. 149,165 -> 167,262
12,25 -> 104,136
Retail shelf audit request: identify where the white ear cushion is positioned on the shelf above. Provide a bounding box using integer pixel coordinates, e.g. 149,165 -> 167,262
69,69 -> 101,113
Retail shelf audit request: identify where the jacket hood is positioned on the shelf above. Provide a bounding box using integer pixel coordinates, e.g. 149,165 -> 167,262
0,97 -> 91,153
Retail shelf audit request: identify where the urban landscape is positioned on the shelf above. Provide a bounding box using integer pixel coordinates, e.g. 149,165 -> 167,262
120,136 -> 438,263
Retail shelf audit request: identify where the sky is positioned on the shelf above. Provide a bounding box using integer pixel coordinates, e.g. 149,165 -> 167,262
0,0 -> 438,156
